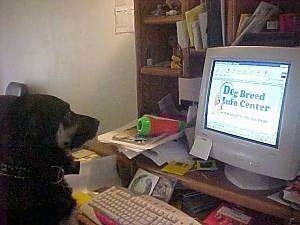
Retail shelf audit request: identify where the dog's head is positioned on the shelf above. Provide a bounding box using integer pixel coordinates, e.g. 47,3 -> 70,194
0,94 -> 99,174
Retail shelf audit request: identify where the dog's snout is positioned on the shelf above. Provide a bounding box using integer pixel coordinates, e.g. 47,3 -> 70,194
83,115 -> 99,135
69,114 -> 99,148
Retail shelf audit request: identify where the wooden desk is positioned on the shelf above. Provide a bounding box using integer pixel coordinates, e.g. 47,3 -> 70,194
80,143 -> 300,224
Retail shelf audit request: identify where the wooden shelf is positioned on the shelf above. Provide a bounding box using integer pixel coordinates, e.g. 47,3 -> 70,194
144,15 -> 184,25
140,66 -> 182,77
189,48 -> 206,56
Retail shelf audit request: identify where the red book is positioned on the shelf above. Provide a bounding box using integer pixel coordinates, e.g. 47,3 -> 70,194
203,204 -> 254,225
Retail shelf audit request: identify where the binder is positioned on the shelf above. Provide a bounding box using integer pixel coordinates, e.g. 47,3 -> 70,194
207,0 -> 223,47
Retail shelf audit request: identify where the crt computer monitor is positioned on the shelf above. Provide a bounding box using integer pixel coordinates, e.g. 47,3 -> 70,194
194,46 -> 300,190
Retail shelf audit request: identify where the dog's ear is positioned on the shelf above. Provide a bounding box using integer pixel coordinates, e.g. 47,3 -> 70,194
4,94 -> 71,148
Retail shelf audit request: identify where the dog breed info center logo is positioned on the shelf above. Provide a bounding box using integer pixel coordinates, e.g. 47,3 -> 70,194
216,82 -> 269,112
209,81 -> 274,129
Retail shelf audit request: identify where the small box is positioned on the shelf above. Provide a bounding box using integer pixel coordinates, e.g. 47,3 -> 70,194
203,204 -> 254,225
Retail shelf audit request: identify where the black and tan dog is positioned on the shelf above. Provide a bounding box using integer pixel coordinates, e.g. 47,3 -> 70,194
0,94 -> 99,225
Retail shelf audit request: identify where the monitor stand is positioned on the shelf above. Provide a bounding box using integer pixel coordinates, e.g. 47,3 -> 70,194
224,165 -> 287,191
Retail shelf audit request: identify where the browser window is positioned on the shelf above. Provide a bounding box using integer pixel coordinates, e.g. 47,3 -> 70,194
205,60 -> 289,147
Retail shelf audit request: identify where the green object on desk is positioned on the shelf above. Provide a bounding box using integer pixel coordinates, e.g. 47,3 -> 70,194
137,115 -> 186,136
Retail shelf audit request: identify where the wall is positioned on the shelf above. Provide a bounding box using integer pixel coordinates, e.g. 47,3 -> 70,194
0,0 -> 137,132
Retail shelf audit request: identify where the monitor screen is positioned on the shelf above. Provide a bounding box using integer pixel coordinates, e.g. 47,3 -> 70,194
205,60 -> 290,147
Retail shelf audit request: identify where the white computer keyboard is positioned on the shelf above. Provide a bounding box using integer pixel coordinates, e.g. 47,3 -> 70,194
86,186 -> 202,225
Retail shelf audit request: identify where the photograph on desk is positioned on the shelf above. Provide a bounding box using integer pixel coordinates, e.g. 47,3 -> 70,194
128,168 -> 160,195
151,176 -> 177,203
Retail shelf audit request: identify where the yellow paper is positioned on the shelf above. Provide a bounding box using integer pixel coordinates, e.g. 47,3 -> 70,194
185,3 -> 206,47
161,161 -> 193,176
72,191 -> 92,206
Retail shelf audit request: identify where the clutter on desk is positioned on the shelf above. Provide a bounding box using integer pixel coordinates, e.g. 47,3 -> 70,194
98,120 -> 184,151
142,140 -> 194,166
117,145 -> 141,159
152,175 -> 177,203
190,135 -> 213,160
65,151 -> 121,192
182,192 -> 219,216
171,184 -> 220,217
282,177 -> 300,205
72,149 -> 100,162
192,159 -> 217,171
98,94 -> 198,165
137,114 -> 185,136
161,161 -> 193,176
129,168 -> 177,203
203,204 -> 254,225
268,176 -> 300,211
128,168 -> 160,195
72,191 -> 92,207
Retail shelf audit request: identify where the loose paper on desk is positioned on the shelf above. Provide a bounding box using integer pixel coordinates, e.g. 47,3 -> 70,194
117,145 -> 141,159
65,155 -> 121,192
98,120 -> 183,151
190,135 -> 212,160
268,192 -> 300,211
143,141 -> 194,166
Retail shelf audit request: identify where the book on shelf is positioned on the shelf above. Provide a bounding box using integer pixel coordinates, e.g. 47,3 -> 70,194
192,20 -> 203,50
185,3 -> 206,47
220,0 -> 226,46
198,11 -> 208,49
226,0 -> 236,45
232,1 -> 279,46
235,13 -> 251,38
207,0 -> 223,47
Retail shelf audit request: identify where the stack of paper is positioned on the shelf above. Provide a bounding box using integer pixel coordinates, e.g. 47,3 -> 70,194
98,121 -> 193,166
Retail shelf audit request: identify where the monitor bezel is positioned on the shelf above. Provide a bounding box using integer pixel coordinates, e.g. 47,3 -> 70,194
194,46 -> 300,180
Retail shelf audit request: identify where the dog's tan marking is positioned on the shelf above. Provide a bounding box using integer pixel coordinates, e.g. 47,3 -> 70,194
56,123 -> 78,149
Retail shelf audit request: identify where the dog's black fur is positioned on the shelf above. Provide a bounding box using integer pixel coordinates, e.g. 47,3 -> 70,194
0,94 -> 99,225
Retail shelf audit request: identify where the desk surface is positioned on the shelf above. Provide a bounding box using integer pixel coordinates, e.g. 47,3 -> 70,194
89,143 -> 300,222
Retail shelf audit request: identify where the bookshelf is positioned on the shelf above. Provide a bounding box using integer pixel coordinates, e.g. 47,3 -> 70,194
134,0 -> 203,115
135,0 -> 300,115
